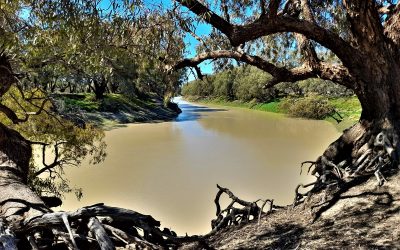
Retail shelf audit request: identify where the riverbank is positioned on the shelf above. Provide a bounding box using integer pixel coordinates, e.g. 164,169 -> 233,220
183,96 -> 361,131
53,93 -> 181,130
181,171 -> 400,249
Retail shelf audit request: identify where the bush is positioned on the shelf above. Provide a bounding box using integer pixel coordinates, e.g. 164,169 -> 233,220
279,95 -> 334,119
297,78 -> 353,97
181,77 -> 214,97
233,66 -> 275,102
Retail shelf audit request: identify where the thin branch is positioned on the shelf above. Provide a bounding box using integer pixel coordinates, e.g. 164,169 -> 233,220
34,142 -> 64,177
176,0 -> 233,38
260,0 -> 267,15
268,0 -> 281,17
221,0 -> 231,23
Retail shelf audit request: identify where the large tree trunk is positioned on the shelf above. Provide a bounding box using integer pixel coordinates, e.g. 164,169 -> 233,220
0,124 -> 50,248
0,54 -> 49,225
307,57 -> 400,197
0,122 -> 188,249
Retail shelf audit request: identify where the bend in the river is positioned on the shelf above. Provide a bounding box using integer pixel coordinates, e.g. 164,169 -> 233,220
61,97 -> 340,235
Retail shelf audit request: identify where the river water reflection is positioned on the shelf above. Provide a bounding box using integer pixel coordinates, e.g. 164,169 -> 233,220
61,97 -> 340,235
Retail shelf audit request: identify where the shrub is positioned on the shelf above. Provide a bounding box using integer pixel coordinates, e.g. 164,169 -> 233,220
233,66 -> 275,102
279,95 -> 334,119
297,78 -> 353,97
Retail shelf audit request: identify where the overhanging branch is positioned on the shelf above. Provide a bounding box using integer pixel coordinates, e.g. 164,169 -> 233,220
171,49 -> 355,89
176,0 -> 233,38
175,0 -> 362,75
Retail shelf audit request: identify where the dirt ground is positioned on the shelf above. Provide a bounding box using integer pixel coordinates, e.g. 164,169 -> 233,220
180,172 -> 400,249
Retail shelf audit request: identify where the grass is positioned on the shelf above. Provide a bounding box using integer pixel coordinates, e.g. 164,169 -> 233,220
327,96 -> 361,130
329,96 -> 362,121
59,93 -> 157,113
251,101 -> 281,113
187,97 -> 282,113
55,93 -> 179,129
185,95 -> 362,131
61,93 -> 100,111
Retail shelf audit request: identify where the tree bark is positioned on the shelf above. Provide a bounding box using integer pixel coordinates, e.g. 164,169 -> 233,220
0,123 -> 50,238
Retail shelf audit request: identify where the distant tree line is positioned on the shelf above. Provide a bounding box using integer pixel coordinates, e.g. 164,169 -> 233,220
182,65 -> 353,103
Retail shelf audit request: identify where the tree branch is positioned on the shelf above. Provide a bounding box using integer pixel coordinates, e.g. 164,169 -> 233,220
342,1 -> 386,48
268,0 -> 281,17
171,50 -> 309,82
231,16 -> 361,69
176,0 -> 233,39
0,104 -> 28,124
171,49 -> 355,88
34,142 -> 66,177
221,0 -> 230,23
175,0 -> 362,74
293,0 -> 320,68
384,3 -> 400,48
0,53 -> 16,97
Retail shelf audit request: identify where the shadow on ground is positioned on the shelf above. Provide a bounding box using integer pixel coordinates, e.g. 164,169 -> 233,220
182,173 -> 400,249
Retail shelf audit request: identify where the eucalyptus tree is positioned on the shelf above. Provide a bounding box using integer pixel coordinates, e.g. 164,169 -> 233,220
171,0 -> 400,194
0,1 -> 186,248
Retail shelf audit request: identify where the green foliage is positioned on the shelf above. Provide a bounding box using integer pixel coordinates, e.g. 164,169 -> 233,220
232,66 -> 274,102
328,96 -> 361,129
60,94 -> 100,112
181,77 -> 215,97
2,1 -> 185,102
251,101 -> 281,113
297,79 -> 353,97
182,65 -> 275,102
0,87 -> 106,199
279,95 -> 335,119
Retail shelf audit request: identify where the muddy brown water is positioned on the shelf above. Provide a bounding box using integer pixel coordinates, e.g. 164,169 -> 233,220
60,97 -> 341,235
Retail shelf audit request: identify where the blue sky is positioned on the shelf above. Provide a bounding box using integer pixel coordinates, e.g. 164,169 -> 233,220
183,23 -> 214,81
98,0 -> 214,81
140,0 -> 214,81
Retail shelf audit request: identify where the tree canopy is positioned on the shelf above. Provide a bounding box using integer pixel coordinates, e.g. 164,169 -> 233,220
0,0 -> 400,249
0,0 -> 186,200
172,0 -> 399,104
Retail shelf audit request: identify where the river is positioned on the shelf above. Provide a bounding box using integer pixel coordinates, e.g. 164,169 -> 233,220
61,97 -> 341,235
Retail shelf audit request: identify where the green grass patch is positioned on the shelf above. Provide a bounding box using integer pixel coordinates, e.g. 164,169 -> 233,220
184,95 -> 362,131
61,93 -> 100,111
252,101 -> 282,113
185,96 -> 284,114
329,96 -> 361,121
59,93 -> 156,113
327,96 -> 361,130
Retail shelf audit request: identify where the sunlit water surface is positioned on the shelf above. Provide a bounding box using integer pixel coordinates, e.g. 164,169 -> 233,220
61,97 -> 340,235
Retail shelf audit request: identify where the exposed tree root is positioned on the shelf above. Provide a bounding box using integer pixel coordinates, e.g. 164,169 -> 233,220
209,184 -> 278,235
0,204 -> 200,249
201,128 -> 400,236
2,125 -> 399,249
292,127 -> 400,222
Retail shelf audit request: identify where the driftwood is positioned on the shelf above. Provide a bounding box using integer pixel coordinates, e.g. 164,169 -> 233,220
209,184 -> 276,234
10,204 -> 197,249
209,132 -> 397,233
88,217 -> 114,250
